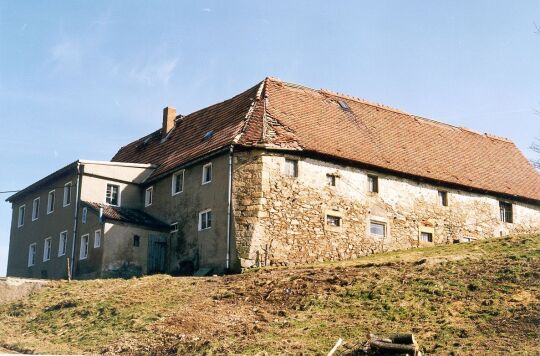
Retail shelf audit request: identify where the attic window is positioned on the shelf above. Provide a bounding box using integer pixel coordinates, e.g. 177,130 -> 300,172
338,100 -> 350,111
203,130 -> 214,141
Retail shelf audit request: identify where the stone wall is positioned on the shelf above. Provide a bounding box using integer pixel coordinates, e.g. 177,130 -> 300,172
233,151 -> 540,268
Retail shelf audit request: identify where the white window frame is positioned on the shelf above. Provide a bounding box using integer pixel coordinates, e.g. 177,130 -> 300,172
105,183 -> 121,206
32,197 -> 40,221
171,170 -> 185,195
18,205 -> 25,228
438,190 -> 448,207
80,234 -> 89,260
284,159 -> 298,177
420,231 -> 433,243
94,229 -> 101,248
47,190 -> 55,214
202,163 -> 212,184
170,222 -> 179,233
28,243 -> 36,267
58,231 -> 68,256
368,175 -> 379,193
82,207 -> 88,224
145,186 -> 153,207
198,209 -> 212,231
63,182 -> 72,207
369,220 -> 386,238
43,237 -> 52,261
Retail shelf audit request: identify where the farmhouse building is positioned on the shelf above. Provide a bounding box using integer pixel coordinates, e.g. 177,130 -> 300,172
7,77 -> 540,279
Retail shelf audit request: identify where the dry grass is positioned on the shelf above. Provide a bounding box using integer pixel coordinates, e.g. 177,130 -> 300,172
0,234 -> 539,355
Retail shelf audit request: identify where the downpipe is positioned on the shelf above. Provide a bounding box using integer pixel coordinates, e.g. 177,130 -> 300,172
226,145 -> 233,271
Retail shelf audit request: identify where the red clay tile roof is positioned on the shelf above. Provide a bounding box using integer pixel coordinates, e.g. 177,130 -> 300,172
112,77 -> 540,202
83,201 -> 169,230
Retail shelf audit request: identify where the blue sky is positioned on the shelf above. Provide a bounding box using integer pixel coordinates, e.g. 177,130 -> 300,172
0,1 -> 539,276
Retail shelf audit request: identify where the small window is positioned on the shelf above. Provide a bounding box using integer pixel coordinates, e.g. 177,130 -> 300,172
133,235 -> 140,247
43,237 -> 52,261
18,205 -> 25,227
63,182 -> 72,207
202,163 -> 212,184
106,184 -> 120,206
58,231 -> 68,256
32,197 -> 40,221
326,215 -> 341,227
145,186 -> 153,207
47,190 -> 55,214
368,175 -> 379,193
338,100 -> 350,111
203,130 -> 214,140
438,191 -> 448,207
81,207 -> 88,224
284,159 -> 298,177
326,174 -> 336,187
420,232 -> 433,243
28,243 -> 36,267
94,230 -> 101,248
499,201 -> 513,223
172,170 -> 184,195
199,210 -> 212,231
370,221 -> 386,238
80,234 -> 89,260
170,222 -> 179,233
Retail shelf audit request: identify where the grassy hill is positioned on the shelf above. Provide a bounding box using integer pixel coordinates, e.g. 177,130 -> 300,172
0,234 -> 539,355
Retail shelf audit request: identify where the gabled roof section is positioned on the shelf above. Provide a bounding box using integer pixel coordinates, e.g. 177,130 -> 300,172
83,201 -> 169,231
112,81 -> 265,179
112,77 -> 540,202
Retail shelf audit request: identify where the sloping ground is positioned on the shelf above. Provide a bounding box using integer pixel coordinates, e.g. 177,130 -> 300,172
0,235 -> 538,355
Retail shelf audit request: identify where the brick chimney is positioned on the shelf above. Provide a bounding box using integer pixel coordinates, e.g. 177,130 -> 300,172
162,106 -> 176,136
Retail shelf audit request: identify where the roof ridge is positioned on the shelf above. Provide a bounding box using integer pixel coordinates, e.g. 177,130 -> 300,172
319,88 -> 408,115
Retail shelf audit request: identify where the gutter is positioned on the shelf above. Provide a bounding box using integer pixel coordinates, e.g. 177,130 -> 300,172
226,145 -> 233,271
69,162 -> 82,280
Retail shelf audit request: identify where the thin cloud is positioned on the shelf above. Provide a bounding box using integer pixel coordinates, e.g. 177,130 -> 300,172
130,57 -> 179,86
49,38 -> 82,72
202,8 -> 212,12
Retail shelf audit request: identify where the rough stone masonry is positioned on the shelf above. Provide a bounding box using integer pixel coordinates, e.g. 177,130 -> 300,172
233,150 -> 540,268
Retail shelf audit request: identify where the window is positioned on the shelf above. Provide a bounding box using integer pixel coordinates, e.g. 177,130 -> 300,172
43,237 -> 52,261
338,100 -> 350,111
47,190 -> 55,214
18,205 -> 25,227
32,197 -> 40,221
172,170 -> 184,195
133,235 -> 140,247
284,159 -> 298,177
94,230 -> 101,248
28,243 -> 36,267
82,207 -> 88,224
63,182 -> 72,207
106,184 -> 120,206
170,222 -> 179,233
80,234 -> 89,260
58,231 -> 68,256
499,201 -> 513,223
145,186 -> 153,207
202,163 -> 212,184
438,191 -> 448,207
326,215 -> 341,227
368,175 -> 379,193
420,232 -> 433,243
370,221 -> 386,238
326,174 -> 336,187
199,210 -> 212,230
